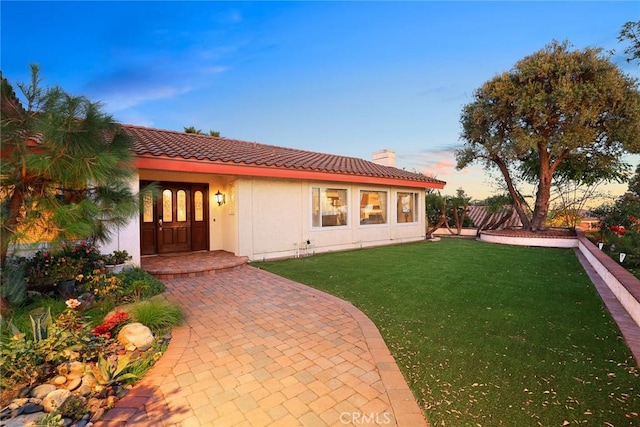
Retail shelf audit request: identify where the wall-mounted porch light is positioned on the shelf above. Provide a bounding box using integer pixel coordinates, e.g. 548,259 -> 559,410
214,190 -> 226,206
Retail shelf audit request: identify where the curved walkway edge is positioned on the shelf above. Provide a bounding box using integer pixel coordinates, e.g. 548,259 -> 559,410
95,265 -> 428,426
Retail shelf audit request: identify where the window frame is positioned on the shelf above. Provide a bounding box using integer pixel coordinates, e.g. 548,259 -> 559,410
359,189 -> 389,226
396,191 -> 419,224
311,186 -> 350,229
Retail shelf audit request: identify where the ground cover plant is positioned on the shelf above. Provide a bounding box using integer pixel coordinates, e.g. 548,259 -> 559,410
0,261 -> 180,424
255,239 -> 639,426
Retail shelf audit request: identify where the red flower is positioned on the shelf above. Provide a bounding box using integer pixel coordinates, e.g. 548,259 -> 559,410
92,311 -> 129,337
610,225 -> 626,236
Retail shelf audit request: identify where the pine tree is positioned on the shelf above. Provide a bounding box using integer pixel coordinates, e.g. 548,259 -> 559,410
1,65 -> 139,266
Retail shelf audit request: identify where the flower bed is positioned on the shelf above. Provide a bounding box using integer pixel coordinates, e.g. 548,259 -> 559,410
0,264 -> 181,425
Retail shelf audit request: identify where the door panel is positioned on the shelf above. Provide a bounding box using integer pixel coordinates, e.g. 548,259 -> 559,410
158,184 -> 191,253
191,186 -> 208,251
140,182 -> 209,255
140,184 -> 156,255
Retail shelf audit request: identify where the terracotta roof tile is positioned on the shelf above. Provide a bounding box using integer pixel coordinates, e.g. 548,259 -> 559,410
122,124 -> 445,186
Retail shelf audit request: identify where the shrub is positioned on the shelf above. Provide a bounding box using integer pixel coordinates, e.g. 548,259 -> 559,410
80,271 -> 122,301
130,299 -> 183,334
58,394 -> 88,420
101,250 -> 131,265
119,268 -> 165,301
120,340 -> 167,385
0,256 -> 27,307
23,241 -> 101,293
0,325 -> 46,388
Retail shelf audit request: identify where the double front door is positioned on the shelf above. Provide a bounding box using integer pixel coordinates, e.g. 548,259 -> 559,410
140,182 -> 209,255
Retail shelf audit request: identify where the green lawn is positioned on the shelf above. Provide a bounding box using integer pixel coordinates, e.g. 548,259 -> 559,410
254,239 -> 639,426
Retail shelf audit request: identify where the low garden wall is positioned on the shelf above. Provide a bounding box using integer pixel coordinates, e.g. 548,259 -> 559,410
575,230 -> 640,328
431,228 -> 479,237
479,229 -> 579,248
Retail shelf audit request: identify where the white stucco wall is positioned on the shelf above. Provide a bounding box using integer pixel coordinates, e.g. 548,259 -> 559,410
98,176 -> 141,264
237,178 -> 426,261
97,172 -> 427,263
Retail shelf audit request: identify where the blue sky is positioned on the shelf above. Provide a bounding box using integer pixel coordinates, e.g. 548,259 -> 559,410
2,1 -> 638,201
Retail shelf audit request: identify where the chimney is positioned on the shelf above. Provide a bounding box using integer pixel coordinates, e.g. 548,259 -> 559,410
372,149 -> 396,167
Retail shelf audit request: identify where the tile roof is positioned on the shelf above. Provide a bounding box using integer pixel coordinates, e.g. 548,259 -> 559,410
122,124 -> 445,187
467,205 -> 522,230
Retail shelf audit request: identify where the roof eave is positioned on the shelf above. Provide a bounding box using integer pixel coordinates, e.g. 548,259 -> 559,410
134,155 -> 445,190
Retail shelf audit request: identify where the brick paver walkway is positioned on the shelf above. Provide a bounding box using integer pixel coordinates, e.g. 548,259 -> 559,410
96,264 -> 427,426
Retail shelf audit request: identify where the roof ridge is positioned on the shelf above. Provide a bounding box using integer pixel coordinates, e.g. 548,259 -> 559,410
120,123 -> 375,163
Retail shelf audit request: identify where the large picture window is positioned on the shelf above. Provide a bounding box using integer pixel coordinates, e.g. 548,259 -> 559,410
312,187 -> 348,227
397,192 -> 418,223
360,191 -> 387,225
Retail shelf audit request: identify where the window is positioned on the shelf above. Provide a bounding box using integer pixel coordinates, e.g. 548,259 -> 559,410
397,192 -> 418,223
360,191 -> 387,225
162,189 -> 173,222
312,187 -> 348,227
194,190 -> 204,222
142,193 -> 154,223
177,190 -> 187,222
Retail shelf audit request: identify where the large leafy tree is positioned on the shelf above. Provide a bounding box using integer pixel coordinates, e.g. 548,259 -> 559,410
0,65 -> 139,266
619,20 -> 640,65
457,41 -> 640,231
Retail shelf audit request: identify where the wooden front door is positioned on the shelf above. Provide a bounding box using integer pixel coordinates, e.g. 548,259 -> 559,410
140,182 -> 209,255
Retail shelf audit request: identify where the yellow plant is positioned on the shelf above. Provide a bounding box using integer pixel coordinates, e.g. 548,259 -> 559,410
80,270 -> 122,299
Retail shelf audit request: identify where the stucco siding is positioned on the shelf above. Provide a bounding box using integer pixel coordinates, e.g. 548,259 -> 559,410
99,173 -> 426,263
237,178 -> 426,261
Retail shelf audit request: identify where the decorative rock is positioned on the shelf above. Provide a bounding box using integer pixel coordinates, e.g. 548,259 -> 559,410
0,406 -> 22,420
11,398 -> 28,406
0,412 -> 42,427
53,375 -> 67,385
42,389 -> 71,413
63,417 -> 73,426
105,396 -> 118,408
76,385 -> 92,397
31,384 -> 57,399
66,377 -> 82,392
81,374 -> 97,388
69,362 -> 85,375
18,387 -> 31,398
86,398 -> 102,412
76,419 -> 89,427
90,407 -> 105,422
21,403 -> 44,414
117,322 -> 154,351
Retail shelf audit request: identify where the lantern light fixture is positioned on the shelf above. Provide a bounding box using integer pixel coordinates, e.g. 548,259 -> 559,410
214,190 -> 225,206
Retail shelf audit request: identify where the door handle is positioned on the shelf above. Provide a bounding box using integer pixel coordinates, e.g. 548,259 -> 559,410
158,218 -> 163,227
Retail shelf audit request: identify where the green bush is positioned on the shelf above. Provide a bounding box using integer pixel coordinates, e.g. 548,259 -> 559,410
130,299 -> 183,334
120,340 -> 167,385
58,394 -> 88,420
0,327 -> 46,388
119,268 -> 165,301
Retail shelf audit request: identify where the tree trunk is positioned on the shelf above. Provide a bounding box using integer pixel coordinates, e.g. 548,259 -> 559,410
426,213 -> 447,238
452,207 -> 461,235
531,169 -> 553,231
1,184 -> 26,267
493,156 -> 532,230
